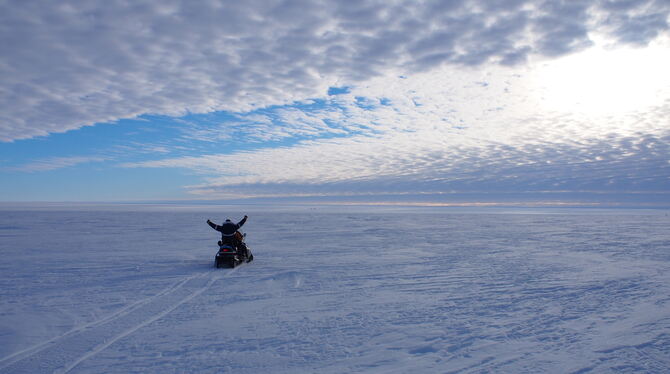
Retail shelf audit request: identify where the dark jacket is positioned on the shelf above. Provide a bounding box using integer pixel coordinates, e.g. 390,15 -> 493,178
207,216 -> 247,238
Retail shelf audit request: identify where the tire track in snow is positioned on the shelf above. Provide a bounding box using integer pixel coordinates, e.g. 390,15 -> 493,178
57,270 -> 228,374
0,267 -> 235,374
0,272 -> 202,370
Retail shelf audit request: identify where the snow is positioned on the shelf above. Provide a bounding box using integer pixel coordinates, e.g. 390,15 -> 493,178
1,205 -> 669,373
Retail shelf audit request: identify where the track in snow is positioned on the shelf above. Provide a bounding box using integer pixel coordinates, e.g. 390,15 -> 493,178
0,267 -> 233,374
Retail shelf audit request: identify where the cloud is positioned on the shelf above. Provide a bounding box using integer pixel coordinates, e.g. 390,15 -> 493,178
2,0 -> 669,142
119,62 -> 670,198
13,156 -> 108,172
599,0 -> 670,45
123,128 -> 670,199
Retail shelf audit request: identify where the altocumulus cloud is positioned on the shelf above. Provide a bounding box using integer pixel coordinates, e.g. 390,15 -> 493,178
1,0 -> 669,141
123,68 -> 670,199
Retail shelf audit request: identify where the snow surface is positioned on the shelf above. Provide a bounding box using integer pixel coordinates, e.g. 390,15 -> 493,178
1,204 -> 669,373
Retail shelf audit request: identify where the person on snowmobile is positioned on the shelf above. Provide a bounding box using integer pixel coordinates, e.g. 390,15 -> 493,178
207,215 -> 249,257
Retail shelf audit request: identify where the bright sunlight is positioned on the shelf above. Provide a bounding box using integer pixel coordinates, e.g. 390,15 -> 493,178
531,39 -> 670,117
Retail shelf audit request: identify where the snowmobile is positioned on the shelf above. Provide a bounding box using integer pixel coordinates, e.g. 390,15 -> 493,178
214,233 -> 253,268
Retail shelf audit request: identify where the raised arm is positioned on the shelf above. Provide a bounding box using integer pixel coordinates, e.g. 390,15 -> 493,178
237,215 -> 248,229
207,219 -> 220,231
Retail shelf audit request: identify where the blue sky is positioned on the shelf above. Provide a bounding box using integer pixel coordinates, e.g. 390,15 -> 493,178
1,0 -> 669,206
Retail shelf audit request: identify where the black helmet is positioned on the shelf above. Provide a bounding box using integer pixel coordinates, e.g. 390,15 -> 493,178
225,219 -> 232,222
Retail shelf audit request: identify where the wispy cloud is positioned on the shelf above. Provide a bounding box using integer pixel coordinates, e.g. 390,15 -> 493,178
14,156 -> 109,172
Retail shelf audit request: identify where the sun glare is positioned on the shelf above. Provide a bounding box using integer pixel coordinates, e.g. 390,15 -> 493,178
531,41 -> 670,117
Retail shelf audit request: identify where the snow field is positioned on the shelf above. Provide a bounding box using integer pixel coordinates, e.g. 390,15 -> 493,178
1,206 -> 669,373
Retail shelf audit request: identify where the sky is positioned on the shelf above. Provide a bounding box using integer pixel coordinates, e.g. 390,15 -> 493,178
1,0 -> 669,206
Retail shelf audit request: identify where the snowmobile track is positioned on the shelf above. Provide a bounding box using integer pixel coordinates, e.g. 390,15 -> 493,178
0,267 -> 236,374
0,272 -> 202,369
